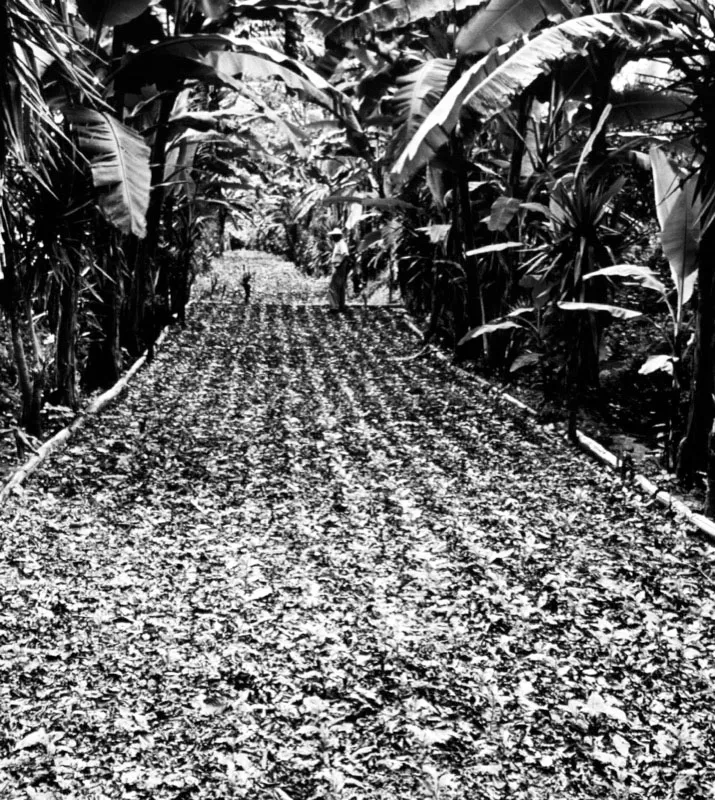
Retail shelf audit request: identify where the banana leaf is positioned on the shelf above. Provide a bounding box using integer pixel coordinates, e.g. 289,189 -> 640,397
323,0 -> 487,44
650,146 -> 700,319
393,13 -> 679,182
68,108 -> 151,238
76,0 -> 152,28
391,59 -> 455,152
458,319 -> 522,345
582,264 -> 668,296
455,0 -> 571,56
639,354 -> 675,376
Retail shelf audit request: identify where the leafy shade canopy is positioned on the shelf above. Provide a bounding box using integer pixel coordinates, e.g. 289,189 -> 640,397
68,108 -> 151,238
323,0 -> 487,44
455,0 -> 571,56
111,35 -> 362,132
392,13 -> 680,183
390,59 -> 455,154
76,0 -> 152,28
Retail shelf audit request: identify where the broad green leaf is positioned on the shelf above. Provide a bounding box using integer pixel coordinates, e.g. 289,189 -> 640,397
77,0 -> 152,28
650,145 -> 680,230
487,196 -> 521,231
68,108 -> 151,238
392,13 -> 678,182
557,301 -> 641,319
419,224 -> 452,244
660,187 -> 699,312
650,146 -> 700,317
455,0 -> 571,56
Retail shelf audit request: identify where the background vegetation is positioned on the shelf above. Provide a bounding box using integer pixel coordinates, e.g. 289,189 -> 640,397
3,0 -> 715,511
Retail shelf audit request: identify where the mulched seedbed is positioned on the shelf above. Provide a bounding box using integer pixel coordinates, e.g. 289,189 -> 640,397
0,252 -> 714,800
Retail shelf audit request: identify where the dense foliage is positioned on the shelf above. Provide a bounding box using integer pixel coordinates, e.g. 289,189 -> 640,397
3,0 -> 715,508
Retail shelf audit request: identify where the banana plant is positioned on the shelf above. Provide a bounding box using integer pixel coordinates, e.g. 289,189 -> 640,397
391,12 -> 679,183
1,0 -> 102,433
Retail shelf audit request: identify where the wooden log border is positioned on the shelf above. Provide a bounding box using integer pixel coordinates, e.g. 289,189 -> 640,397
398,312 -> 715,544
4,302 -> 715,543
0,325 -> 174,503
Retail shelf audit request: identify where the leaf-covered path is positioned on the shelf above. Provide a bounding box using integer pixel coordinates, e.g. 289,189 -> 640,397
1,255 -> 714,800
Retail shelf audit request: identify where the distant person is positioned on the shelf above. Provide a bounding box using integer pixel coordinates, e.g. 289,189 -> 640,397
327,228 -> 350,312
242,271 -> 252,303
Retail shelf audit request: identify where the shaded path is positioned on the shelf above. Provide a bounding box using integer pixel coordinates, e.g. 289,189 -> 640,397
1,256 -> 714,799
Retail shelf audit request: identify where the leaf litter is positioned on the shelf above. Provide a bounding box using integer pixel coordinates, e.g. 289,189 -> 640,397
0,253 -> 714,799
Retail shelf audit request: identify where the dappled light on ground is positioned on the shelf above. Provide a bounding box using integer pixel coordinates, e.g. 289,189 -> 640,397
1,259 -> 714,799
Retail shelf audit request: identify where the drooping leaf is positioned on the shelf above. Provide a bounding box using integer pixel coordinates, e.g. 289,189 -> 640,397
650,145 -> 681,230
391,42 -> 514,181
458,305 -> 535,345
455,0 -> 571,56
650,146 -> 700,317
419,224 -> 452,244
607,88 -> 691,126
76,0 -> 152,28
112,35 -> 357,122
510,351 -> 542,372
68,108 -> 151,238
163,132 -> 199,200
392,13 -> 679,182
324,0 -> 487,44
458,319 -> 523,345
486,196 -> 521,231
582,264 -> 668,296
391,58 -> 455,153
639,353 -> 675,376
557,301 -> 641,319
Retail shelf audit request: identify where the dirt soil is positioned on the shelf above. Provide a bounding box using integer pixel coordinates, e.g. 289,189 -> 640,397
1,252 -> 714,799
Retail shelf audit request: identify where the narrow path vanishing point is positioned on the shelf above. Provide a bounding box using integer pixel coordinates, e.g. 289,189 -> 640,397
1,255 -> 714,800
